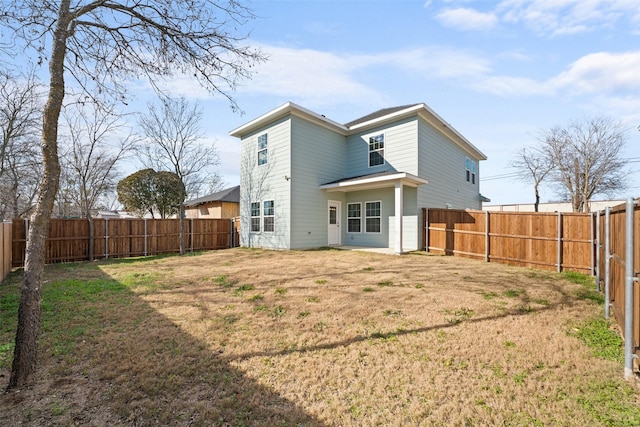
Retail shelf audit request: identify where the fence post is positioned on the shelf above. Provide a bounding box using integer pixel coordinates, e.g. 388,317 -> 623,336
24,218 -> 29,243
144,218 -> 148,257
105,218 -> 109,260
595,211 -> 601,292
604,207 -> 611,320
189,218 -> 193,252
624,197 -> 636,380
425,208 -> 430,253
485,211 -> 490,262
557,212 -> 563,273
590,212 -> 595,278
229,218 -> 236,248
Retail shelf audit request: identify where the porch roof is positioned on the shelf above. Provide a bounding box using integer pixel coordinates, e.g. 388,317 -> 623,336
319,171 -> 428,193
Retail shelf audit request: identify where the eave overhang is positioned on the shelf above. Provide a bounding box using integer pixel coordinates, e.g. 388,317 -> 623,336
319,172 -> 428,193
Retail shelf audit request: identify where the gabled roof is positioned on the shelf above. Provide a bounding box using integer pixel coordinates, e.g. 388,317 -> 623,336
344,104 -> 422,127
230,102 -> 487,161
184,185 -> 240,207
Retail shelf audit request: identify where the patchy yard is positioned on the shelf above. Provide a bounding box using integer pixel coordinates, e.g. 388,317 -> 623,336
1,248 -> 638,426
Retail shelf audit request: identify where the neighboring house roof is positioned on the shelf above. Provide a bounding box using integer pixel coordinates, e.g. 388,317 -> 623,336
184,185 -> 240,207
229,102 -> 487,161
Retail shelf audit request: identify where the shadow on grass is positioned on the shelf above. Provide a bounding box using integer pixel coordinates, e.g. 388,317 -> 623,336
0,261 -> 324,427
224,282 -> 575,363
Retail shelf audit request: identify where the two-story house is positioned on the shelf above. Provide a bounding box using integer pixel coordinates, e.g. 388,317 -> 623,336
230,102 -> 487,253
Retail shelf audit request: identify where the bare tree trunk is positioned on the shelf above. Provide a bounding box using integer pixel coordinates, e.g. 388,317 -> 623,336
7,1 -> 69,390
534,185 -> 540,213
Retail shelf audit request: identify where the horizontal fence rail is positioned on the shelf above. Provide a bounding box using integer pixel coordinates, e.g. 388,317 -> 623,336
424,208 -> 594,274
12,217 -> 239,267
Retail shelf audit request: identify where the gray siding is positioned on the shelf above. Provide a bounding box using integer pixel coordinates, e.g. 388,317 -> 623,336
343,188 -> 395,248
416,119 -> 483,249
290,116 -> 347,249
240,116 -> 292,249
346,117 -> 418,177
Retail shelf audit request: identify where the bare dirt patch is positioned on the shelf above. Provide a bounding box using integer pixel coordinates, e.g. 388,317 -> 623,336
1,248 -> 638,426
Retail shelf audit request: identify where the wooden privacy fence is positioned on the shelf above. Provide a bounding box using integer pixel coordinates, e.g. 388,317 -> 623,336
1,222 -> 11,282
424,208 -> 594,274
596,200 -> 640,374
12,217 -> 239,267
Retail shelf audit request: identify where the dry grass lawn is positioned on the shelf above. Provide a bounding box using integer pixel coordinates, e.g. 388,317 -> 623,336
1,247 -> 639,426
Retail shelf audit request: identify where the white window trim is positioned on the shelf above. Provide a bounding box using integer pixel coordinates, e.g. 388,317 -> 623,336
347,202 -> 362,234
257,133 -> 268,166
368,133 -> 385,168
365,200 -> 382,234
263,200 -> 275,233
250,201 -> 261,233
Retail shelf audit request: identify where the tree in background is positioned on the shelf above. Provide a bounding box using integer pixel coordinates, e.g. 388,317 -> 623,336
137,96 -> 220,254
0,71 -> 42,220
154,171 -> 187,219
540,117 -> 629,212
117,169 -> 185,219
59,100 -> 136,259
1,0 -> 264,389
511,146 -> 554,212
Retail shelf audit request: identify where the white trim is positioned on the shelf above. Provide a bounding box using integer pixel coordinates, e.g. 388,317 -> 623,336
230,102 -> 348,137
367,132 -> 385,168
364,200 -> 382,234
328,200 -> 342,245
320,172 -> 428,193
346,202 -> 362,234
230,102 -> 487,161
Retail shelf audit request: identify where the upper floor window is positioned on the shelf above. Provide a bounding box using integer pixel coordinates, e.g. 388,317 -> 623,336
368,134 -> 384,167
465,157 -> 476,184
257,133 -> 268,165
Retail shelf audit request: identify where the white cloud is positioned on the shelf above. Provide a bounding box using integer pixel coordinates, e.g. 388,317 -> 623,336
435,7 -> 498,30
550,51 -> 640,95
498,0 -> 639,37
239,44 -> 385,107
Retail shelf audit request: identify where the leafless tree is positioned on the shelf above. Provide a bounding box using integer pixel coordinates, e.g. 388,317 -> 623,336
0,71 -> 42,220
540,117 -> 629,212
1,0 -> 264,389
511,146 -> 554,212
59,100 -> 135,259
240,142 -> 273,248
137,96 -> 220,254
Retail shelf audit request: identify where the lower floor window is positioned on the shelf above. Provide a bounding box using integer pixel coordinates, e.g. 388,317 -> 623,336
250,202 -> 260,232
365,201 -> 381,233
263,200 -> 275,232
347,202 -> 361,233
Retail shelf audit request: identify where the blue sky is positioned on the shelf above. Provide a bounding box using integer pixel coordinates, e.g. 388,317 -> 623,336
141,0 -> 640,205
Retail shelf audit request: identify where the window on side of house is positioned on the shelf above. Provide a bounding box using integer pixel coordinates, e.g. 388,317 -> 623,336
257,133 -> 268,166
368,134 -> 384,167
465,157 -> 471,182
263,200 -> 274,232
466,157 -> 477,184
250,202 -> 261,232
347,202 -> 361,233
365,201 -> 381,233
471,160 -> 476,184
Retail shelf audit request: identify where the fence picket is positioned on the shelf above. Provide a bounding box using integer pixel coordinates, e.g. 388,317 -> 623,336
11,217 -> 239,267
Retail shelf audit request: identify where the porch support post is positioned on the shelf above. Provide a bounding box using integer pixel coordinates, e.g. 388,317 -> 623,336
394,182 -> 403,254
